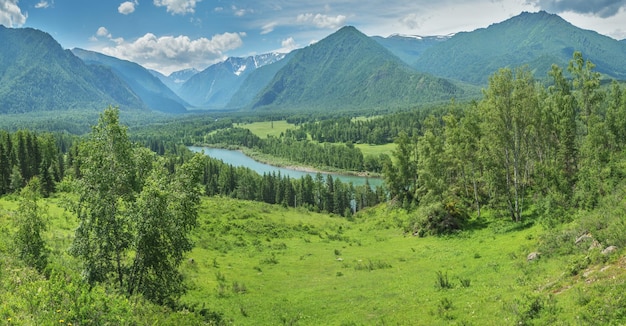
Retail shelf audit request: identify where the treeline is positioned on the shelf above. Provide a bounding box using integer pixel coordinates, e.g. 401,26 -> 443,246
198,156 -> 384,216
0,130 -> 74,196
204,127 -> 368,172
384,52 -> 626,234
297,105 -> 457,145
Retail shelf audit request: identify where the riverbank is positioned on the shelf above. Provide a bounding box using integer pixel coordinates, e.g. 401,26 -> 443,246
196,143 -> 383,179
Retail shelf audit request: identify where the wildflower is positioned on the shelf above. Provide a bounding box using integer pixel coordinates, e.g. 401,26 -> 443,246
59,320 -> 65,323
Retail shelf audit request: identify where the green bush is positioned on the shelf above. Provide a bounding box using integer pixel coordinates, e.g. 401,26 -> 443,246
412,201 -> 468,236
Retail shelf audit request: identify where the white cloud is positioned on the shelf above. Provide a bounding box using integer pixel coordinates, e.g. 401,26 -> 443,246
96,26 -> 111,38
35,1 -> 52,9
276,37 -> 298,53
93,26 -> 124,44
118,1 -> 137,15
296,13 -> 347,29
153,0 -> 200,15
231,5 -> 252,17
261,22 -> 277,35
100,31 -> 245,74
0,0 -> 27,27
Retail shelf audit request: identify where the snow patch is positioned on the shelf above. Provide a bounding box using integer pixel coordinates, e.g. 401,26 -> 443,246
234,64 -> 247,76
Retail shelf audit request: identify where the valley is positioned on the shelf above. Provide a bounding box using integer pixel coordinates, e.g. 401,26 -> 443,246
1,9 -> 626,326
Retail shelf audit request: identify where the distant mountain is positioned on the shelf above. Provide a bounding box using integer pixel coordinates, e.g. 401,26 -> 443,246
226,51 -> 296,110
151,68 -> 199,93
72,48 -> 188,114
372,34 -> 451,67
411,11 -> 626,84
178,53 -> 285,109
249,26 -> 472,111
0,26 -> 144,114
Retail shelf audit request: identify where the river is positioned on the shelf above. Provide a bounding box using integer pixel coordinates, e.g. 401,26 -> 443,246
188,146 -> 383,188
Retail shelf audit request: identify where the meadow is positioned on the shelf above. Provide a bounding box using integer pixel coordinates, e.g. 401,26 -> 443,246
2,191 -> 625,325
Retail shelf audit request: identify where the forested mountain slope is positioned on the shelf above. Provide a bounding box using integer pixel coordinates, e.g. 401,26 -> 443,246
178,53 -> 285,109
411,11 -> 626,84
72,48 -> 188,114
0,26 -> 145,113
248,26 -> 474,112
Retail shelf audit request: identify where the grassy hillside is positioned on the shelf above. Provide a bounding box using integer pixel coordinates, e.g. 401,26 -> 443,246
2,193 -> 624,325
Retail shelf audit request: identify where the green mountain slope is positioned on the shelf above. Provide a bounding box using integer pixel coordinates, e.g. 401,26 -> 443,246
372,34 -> 450,67
412,11 -> 626,84
0,26 -> 145,114
226,51 -> 295,110
250,26 -> 474,112
72,48 -> 188,114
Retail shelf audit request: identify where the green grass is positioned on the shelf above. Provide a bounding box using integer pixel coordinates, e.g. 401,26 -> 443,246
2,194 -> 625,325
355,143 -> 396,158
238,120 -> 296,139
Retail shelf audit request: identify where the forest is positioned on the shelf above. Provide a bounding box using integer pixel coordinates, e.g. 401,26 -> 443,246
1,52 -> 626,324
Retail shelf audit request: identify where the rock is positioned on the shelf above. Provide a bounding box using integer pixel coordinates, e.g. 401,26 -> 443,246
527,252 -> 540,261
575,233 -> 593,244
602,246 -> 618,255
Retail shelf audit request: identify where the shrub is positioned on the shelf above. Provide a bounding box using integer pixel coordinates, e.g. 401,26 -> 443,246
412,201 -> 468,236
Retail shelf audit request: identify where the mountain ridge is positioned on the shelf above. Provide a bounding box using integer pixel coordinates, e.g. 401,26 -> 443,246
0,25 -> 146,114
247,26 -> 472,112
409,11 -> 626,84
178,53 -> 285,109
72,48 -> 188,114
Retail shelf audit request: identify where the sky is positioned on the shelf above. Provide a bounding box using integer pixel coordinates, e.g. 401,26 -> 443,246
2,0 -> 626,75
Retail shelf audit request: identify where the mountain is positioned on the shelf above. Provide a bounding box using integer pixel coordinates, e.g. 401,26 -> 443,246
0,26 -> 144,114
72,48 -> 188,114
248,26 -> 472,111
151,68 -> 199,93
178,53 -> 285,109
226,51 -> 296,110
411,11 -> 626,84
372,34 -> 451,67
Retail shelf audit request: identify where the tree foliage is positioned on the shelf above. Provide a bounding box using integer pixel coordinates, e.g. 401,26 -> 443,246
70,107 -> 203,305
13,177 -> 49,273
385,52 -> 626,232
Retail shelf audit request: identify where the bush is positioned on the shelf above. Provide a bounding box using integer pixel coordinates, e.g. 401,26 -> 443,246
412,201 -> 468,236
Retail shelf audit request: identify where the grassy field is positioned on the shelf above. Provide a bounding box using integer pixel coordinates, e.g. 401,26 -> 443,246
2,194 -> 624,325
355,143 -> 396,158
178,197 -> 626,325
238,120 -> 297,139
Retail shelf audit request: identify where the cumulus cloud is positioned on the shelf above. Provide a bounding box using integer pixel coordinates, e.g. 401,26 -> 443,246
118,1 -> 137,15
0,0 -> 27,27
296,13 -> 347,29
531,0 -> 626,18
100,31 -> 245,74
276,37 -> 298,53
153,0 -> 200,15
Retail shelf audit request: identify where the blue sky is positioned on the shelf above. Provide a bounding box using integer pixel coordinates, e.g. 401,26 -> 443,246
2,0 -> 626,75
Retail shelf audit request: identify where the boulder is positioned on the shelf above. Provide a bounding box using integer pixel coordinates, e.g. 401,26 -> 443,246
602,246 -> 618,255
527,252 -> 540,261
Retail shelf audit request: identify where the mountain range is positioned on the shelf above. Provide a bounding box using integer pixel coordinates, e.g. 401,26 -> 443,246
1,11 -> 626,115
177,53 -> 285,110
71,48 -> 188,114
